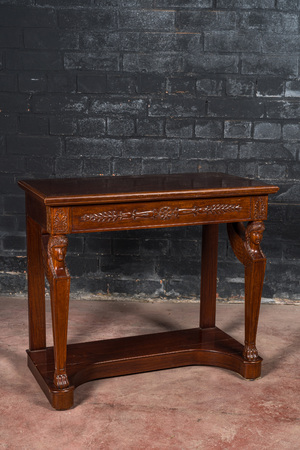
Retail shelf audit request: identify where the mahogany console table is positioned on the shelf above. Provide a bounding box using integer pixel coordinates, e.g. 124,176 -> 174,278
19,173 -> 278,410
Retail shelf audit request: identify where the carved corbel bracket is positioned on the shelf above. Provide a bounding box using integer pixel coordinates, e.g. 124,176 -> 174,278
42,235 -> 69,282
227,221 -> 265,266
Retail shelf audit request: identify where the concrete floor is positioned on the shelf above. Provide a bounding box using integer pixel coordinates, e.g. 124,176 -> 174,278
1,296 -> 300,449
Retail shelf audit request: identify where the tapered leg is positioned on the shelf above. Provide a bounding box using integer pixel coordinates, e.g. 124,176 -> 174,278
43,234 -> 70,388
26,215 -> 46,351
200,224 -> 219,328
227,221 -> 266,362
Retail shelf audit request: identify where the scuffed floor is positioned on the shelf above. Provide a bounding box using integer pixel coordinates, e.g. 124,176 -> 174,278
1,296 -> 300,449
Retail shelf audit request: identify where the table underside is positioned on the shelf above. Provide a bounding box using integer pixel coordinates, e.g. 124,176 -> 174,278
27,326 -> 262,410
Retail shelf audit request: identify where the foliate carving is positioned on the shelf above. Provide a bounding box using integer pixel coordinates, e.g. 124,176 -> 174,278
243,343 -> 259,361
53,208 -> 69,233
254,196 -> 267,220
80,203 -> 242,224
245,221 -> 265,260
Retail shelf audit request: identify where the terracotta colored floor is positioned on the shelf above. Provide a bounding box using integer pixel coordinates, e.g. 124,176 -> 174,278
1,297 -> 300,449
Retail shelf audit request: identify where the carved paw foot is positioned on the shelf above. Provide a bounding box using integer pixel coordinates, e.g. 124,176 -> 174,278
54,372 -> 69,389
243,343 -> 258,361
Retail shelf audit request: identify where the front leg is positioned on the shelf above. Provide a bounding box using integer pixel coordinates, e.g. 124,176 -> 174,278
43,234 -> 70,389
227,221 -> 266,362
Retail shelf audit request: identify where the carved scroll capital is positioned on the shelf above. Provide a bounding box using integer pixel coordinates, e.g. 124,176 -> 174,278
243,342 -> 259,362
245,221 -> 265,260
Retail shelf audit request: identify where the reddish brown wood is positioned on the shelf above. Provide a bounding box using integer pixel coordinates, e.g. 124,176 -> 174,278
200,224 -> 219,328
26,213 -> 46,351
18,173 -> 279,410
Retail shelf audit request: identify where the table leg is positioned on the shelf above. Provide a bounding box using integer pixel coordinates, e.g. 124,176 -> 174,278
43,234 -> 70,389
200,224 -> 219,328
26,215 -> 46,351
227,221 -> 266,362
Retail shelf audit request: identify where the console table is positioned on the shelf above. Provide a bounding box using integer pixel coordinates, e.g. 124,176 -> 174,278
19,173 -> 278,410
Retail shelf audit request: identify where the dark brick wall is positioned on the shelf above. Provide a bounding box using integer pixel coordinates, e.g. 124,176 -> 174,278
0,0 -> 299,300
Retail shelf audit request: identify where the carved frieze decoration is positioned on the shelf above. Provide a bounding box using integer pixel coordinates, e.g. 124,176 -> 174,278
253,196 -> 267,220
53,208 -> 69,233
80,203 -> 242,224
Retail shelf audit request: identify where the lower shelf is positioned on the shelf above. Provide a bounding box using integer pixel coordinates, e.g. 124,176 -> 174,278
27,327 -> 262,410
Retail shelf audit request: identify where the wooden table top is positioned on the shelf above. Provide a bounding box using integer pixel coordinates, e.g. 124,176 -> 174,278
18,172 -> 279,206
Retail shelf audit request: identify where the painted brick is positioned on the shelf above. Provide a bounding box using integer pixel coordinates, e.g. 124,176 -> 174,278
58,10 -> 117,29
266,101 -> 300,119
204,32 -> 261,53
262,34 -> 300,53
149,97 -> 206,117
142,159 -> 170,174
217,0 -> 274,7
240,142 -> 297,160
241,55 -> 298,78
166,119 -> 193,138
285,80 -> 300,98
107,117 -> 135,136
26,157 -> 54,177
54,158 -> 83,177
78,118 -> 106,137
0,28 -> 22,48
48,74 -> 76,93
226,78 -> 255,97
64,52 -> 119,71
50,117 -> 77,136
256,78 -> 285,98
139,74 -> 166,93
6,50 -> 63,71
254,122 -> 281,140
7,135 -> 62,156
184,54 -> 239,75
0,93 -> 30,113
0,6 -> 56,27
209,98 -> 264,119
123,53 -> 182,74
283,124 -> 300,141
136,118 -> 164,137
113,158 -> 142,176
156,0 -> 212,7
258,163 -> 286,180
24,29 -> 79,50
119,10 -> 175,31
66,138 -> 123,157
32,94 -> 88,114
77,75 -> 106,94
90,98 -> 146,116
166,77 -> 196,95
18,73 -> 47,93
195,120 -> 223,138
224,121 -> 252,139
176,11 -> 236,32
0,115 -> 18,134
276,0 -> 298,10
239,12 -> 298,33
0,75 -> 17,92
181,140 -> 238,159
123,139 -> 180,158
196,78 -> 224,96
83,158 -> 111,177
107,75 -> 137,95
19,115 -> 49,135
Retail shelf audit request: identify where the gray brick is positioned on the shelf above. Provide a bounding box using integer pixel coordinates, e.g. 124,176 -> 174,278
32,94 -> 88,114
256,78 -> 285,98
139,74 -> 165,93
166,119 -> 193,138
91,98 -> 146,116
83,159 -> 111,176
107,75 -> 137,94
241,55 -> 297,78
285,81 -> 300,98
287,162 -> 300,180
258,163 -> 286,180
156,0 -> 212,7
224,121 -> 252,139
48,73 -> 76,93
0,156 -> 25,173
50,117 -> 77,135
77,75 -> 106,94
240,142 -> 297,160
254,122 -> 281,140
176,11 -> 236,32
181,140 -> 238,159
149,97 -> 206,117
142,159 -> 170,174
0,93 -> 31,113
240,12 -> 298,33
119,10 -> 175,31
226,78 -> 255,97
66,138 -> 123,157
85,237 -> 112,255
19,115 -> 49,135
64,52 -> 119,71
217,0 -> 274,7
266,101 -> 300,119
0,6 -> 56,27
262,34 -> 300,53
276,0 -> 298,10
36,0 -> 91,6
0,74 -> 17,92
196,78 -> 224,96
209,98 -> 264,119
227,161 -> 258,178
113,158 -> 142,176
3,235 -> 26,252
184,54 -> 238,75
136,119 -> 164,136
6,50 -> 63,70
124,139 -> 180,158
79,32 -> 139,52
18,73 -> 47,93
123,53 -> 182,74
78,118 -> 106,137
170,159 -> 198,173
195,120 -> 223,138
0,28 -> 22,48
166,77 -> 196,95
0,115 -> 18,133
283,124 -> 300,141
25,157 -> 54,177
204,32 -> 261,53
24,28 -> 79,50
54,158 -> 83,177
58,10 -> 117,29
3,196 -> 25,214
7,135 -> 62,156
107,117 -> 135,136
